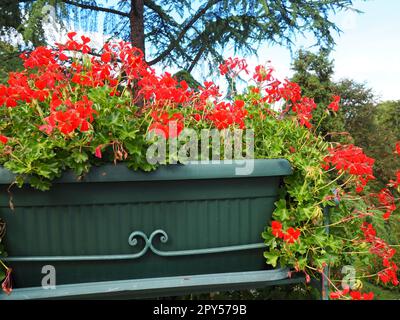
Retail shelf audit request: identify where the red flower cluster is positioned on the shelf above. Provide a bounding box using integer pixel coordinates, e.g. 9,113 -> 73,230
198,81 -> 221,102
328,95 -> 341,112
360,222 -> 398,286
263,79 -> 282,103
138,72 -> 192,106
258,75 -> 316,128
379,258 -> 399,286
395,142 -> 400,156
0,35 -> 132,141
360,222 -> 376,241
39,96 -> 96,135
329,287 -> 374,300
292,97 -> 317,129
374,188 -> 396,220
323,144 -> 375,193
279,80 -> 302,104
217,58 -> 324,130
283,227 -> 301,244
271,221 -> 301,244
253,65 -> 274,83
149,111 -> 184,139
207,100 -> 248,130
64,32 -> 91,54
218,57 -> 248,77
271,221 -> 284,238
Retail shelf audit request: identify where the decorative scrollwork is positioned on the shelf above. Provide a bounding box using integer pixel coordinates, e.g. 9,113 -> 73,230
128,229 -> 170,258
4,229 -> 265,262
127,229 -> 265,258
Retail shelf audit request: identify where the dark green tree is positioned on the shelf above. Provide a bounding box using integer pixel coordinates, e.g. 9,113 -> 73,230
4,0 -> 360,72
370,100 -> 400,185
0,0 -> 49,83
334,78 -> 376,147
291,48 -> 346,140
291,49 -> 376,144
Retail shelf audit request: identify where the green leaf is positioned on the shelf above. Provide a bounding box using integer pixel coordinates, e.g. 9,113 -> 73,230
274,199 -> 290,221
297,257 -> 308,270
262,231 -> 277,248
71,150 -> 89,164
36,162 -> 60,179
29,176 -> 51,191
264,250 -> 280,267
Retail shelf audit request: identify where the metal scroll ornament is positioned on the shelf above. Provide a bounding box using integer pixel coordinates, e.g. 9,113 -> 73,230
4,229 -> 265,262
128,229 -> 265,258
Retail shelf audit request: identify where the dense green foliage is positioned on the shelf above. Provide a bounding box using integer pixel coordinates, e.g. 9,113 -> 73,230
291,49 -> 400,298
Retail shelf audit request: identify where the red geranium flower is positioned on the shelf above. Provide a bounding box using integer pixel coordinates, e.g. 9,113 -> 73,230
323,144 -> 375,192
328,95 -> 340,112
101,52 -> 112,63
0,135 -> 8,144
283,227 -> 301,244
218,57 -> 248,76
149,111 -> 184,139
271,221 -> 284,238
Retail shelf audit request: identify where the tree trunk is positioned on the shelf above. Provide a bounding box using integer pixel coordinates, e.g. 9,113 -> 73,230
130,0 -> 145,57
129,0 -> 145,108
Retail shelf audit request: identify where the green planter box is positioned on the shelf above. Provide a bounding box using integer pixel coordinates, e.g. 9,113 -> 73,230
0,159 -> 292,298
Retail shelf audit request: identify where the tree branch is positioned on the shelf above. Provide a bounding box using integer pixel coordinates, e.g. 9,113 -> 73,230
147,0 -> 223,66
59,0 -> 129,17
187,45 -> 206,73
143,0 -> 177,27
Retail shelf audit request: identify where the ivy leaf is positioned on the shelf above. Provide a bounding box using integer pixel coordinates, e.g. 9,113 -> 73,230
274,199 -> 290,221
297,257 -> 308,270
71,150 -> 89,164
264,250 -> 280,267
36,162 -> 60,179
312,229 -> 328,247
297,206 -> 315,220
291,241 -> 307,255
29,176 -> 51,191
262,231 -> 277,248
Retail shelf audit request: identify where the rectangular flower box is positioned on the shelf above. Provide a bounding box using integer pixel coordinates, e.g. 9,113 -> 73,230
0,159 -> 292,298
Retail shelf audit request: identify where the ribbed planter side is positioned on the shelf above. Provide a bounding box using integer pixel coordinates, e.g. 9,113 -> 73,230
0,159 -> 292,289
